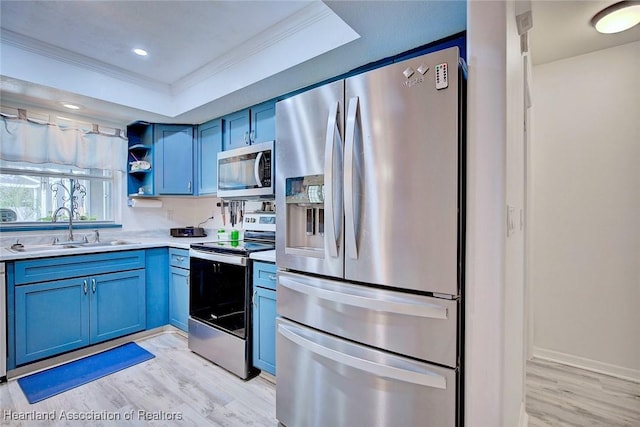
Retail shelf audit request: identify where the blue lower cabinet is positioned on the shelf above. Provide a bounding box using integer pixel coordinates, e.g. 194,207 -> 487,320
145,248 -> 169,329
15,271 -> 146,365
252,287 -> 277,375
169,266 -> 189,332
168,248 -> 189,332
15,278 -> 90,365
91,270 -> 146,344
252,261 -> 277,375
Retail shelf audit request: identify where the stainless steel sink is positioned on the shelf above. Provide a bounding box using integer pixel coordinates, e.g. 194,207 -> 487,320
77,240 -> 137,247
7,240 -> 138,253
7,244 -> 75,253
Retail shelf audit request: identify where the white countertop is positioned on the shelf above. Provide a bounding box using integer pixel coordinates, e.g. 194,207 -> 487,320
0,235 -> 212,262
249,249 -> 276,263
0,234 -> 279,264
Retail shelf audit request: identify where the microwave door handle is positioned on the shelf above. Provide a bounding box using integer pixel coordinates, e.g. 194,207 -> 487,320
344,96 -> 359,260
324,101 -> 342,258
254,151 -> 264,187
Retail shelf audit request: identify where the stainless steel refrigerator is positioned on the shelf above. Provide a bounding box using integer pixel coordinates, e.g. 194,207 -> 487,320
275,46 -> 464,427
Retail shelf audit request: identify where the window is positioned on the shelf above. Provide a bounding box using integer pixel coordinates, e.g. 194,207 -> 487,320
0,107 -> 127,228
0,160 -> 117,224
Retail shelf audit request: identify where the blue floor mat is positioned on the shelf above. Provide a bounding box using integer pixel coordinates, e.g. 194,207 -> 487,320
18,342 -> 155,404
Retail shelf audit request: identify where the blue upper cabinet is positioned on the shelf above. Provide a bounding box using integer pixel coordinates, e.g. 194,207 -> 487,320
222,110 -> 251,151
251,101 -> 276,145
154,124 -> 195,195
126,122 -> 154,197
196,118 -> 223,195
223,100 -> 275,151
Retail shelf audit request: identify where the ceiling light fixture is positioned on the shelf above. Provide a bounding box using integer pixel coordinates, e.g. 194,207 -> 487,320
591,1 -> 640,34
61,103 -> 81,110
133,48 -> 148,56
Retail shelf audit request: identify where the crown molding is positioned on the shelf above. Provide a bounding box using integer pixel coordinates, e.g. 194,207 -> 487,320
1,28 -> 171,95
172,1 -> 339,94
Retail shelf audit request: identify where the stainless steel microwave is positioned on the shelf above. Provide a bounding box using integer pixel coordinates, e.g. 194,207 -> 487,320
217,140 -> 274,199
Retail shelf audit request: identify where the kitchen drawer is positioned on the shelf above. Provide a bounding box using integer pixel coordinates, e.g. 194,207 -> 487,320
14,250 -> 145,285
253,261 -> 276,290
276,318 -> 456,427
278,270 -> 458,368
169,248 -> 190,269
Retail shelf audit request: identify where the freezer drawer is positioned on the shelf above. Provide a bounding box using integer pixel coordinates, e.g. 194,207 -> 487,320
276,318 -> 456,427
278,271 -> 458,367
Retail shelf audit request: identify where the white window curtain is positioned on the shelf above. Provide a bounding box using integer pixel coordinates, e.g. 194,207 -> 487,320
1,114 -> 127,171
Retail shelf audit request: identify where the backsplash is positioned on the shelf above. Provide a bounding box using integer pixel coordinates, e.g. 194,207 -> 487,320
1,197 -> 270,247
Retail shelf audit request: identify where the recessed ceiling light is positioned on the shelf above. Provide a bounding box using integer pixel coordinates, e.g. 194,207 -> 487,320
133,48 -> 148,57
61,103 -> 81,110
591,1 -> 640,34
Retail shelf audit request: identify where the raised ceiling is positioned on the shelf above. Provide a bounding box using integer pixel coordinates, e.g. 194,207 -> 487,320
0,0 -> 466,125
1,1 -> 639,126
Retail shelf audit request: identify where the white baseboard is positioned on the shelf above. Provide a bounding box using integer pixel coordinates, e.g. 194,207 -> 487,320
519,402 -> 529,427
532,346 -> 640,383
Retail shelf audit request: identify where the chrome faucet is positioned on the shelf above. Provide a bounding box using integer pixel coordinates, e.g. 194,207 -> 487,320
52,206 -> 74,243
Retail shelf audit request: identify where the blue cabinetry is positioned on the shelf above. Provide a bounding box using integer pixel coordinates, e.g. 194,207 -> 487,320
252,261 -> 277,375
90,270 -> 146,343
196,119 -> 223,195
126,122 -> 154,197
15,278 -> 89,364
169,248 -> 189,332
222,110 -> 250,151
12,251 -> 146,366
154,124 -> 195,195
223,101 -> 276,151
251,101 -> 276,145
145,248 -> 169,329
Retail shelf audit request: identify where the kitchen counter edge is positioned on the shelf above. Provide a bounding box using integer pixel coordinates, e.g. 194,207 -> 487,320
249,250 -> 276,263
0,236 -> 211,262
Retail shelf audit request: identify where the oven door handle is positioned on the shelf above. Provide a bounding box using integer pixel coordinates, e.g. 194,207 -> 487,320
189,249 -> 247,266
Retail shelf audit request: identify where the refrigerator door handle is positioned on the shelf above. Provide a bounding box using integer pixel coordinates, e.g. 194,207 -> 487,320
279,274 -> 448,319
278,321 -> 447,389
344,96 -> 359,260
324,101 -> 342,258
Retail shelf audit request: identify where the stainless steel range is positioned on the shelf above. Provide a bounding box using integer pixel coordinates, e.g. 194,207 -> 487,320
188,212 -> 275,379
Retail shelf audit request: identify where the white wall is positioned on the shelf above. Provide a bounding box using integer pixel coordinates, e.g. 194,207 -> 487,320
530,41 -> 640,381
503,1 -> 528,425
467,1 -> 530,425
121,195 -> 219,234
466,1 -> 509,426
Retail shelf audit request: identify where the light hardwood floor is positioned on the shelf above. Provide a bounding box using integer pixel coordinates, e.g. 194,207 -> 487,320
4,334 -> 638,427
526,358 -> 640,427
0,332 -> 277,426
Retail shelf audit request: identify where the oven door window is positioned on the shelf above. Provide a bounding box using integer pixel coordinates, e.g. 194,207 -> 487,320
190,257 -> 248,339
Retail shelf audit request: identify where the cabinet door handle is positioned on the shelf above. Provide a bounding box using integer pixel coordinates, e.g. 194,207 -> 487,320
91,278 -> 96,293
249,130 -> 255,143
244,131 -> 249,145
176,256 -> 185,262
186,276 -> 190,287
83,279 -> 88,295
187,181 -> 192,191
268,274 -> 277,281
252,290 -> 257,307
